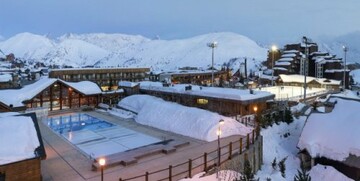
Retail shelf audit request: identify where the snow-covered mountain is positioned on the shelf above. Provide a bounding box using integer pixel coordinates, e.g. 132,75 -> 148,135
0,32 -> 267,71
318,31 -> 360,64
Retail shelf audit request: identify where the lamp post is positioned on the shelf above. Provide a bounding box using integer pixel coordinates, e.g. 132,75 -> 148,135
216,119 -> 225,179
99,158 -> 106,181
302,36 -> 308,102
343,45 -> 348,91
207,42 -> 218,87
271,45 -> 277,86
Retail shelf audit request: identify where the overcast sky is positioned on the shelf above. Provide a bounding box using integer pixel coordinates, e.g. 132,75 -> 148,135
1,0 -> 359,44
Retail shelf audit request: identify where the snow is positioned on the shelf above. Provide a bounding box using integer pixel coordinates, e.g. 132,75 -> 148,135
118,81 -> 139,87
298,97 -> 360,161
139,81 -> 274,101
179,170 -> 241,181
275,61 -> 291,66
281,53 -> 296,58
0,32 -> 266,71
279,74 -> 341,85
0,77 -> 103,107
309,164 -> 354,181
60,80 -> 102,95
257,86 -> 326,101
255,116 -> 306,181
118,95 -> 253,142
0,115 -> 40,165
0,73 -> 12,82
277,57 -> 293,62
350,69 -> 360,85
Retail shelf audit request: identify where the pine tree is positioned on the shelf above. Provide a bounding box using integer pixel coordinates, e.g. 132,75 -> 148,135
278,157 -> 287,178
271,158 -> 277,170
240,159 -> 254,181
284,108 -> 294,124
294,167 -> 311,181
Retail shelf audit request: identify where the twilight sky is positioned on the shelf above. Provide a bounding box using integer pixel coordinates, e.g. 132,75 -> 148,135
1,0 -> 360,44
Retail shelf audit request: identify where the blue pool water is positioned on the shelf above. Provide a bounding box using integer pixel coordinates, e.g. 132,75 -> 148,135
46,113 -> 114,134
46,113 -> 161,158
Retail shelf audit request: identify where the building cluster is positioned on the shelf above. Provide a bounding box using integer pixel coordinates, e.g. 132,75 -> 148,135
266,40 -> 350,88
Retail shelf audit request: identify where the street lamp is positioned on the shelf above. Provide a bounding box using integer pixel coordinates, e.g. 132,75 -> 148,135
207,42 -> 218,87
216,119 -> 225,179
343,45 -> 348,91
99,158 -> 106,181
302,36 -> 308,102
271,45 -> 278,86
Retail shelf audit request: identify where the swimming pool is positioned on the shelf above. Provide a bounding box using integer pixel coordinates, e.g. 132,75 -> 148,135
46,113 -> 161,159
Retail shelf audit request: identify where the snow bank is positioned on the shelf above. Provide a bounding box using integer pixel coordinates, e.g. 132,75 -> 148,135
298,97 -> 360,161
0,116 -> 40,165
309,164 -> 353,181
255,116 -> 306,180
118,95 -> 252,142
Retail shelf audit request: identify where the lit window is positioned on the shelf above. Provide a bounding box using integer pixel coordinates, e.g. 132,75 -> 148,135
197,99 -> 208,104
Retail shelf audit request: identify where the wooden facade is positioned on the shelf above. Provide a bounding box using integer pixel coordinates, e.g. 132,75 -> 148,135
140,89 -> 273,117
49,68 -> 150,91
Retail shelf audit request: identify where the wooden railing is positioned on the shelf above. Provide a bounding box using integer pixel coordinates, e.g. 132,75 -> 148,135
119,128 -> 260,181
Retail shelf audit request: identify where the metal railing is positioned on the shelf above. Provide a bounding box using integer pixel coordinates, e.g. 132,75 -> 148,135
119,129 -> 260,181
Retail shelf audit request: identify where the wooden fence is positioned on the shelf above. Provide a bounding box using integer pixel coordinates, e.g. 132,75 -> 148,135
119,128 -> 260,181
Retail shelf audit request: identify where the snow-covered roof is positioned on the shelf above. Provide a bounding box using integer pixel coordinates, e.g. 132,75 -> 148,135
283,50 -> 299,53
118,81 -> 140,88
0,115 -> 40,165
275,61 -> 291,66
0,74 -> 12,82
278,57 -> 294,62
298,97 -> 360,161
273,67 -> 288,71
325,69 -> 349,73
118,95 -> 253,142
60,80 -> 102,95
0,77 -> 103,107
281,53 -> 296,58
259,74 -> 278,81
279,74 -> 341,85
139,81 -> 274,102
309,164 -> 353,181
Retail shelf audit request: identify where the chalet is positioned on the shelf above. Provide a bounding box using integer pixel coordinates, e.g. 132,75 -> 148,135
138,81 -> 275,117
0,77 -> 123,112
49,67 -> 150,91
0,112 -> 46,181
298,95 -> 360,180
278,74 -> 341,91
149,69 -> 229,86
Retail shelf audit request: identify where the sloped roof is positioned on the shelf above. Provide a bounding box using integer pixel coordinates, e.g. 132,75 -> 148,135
298,97 -> 360,162
279,74 -> 341,85
0,77 -> 103,107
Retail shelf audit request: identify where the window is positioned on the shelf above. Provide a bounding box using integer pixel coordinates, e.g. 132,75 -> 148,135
197,99 -> 208,105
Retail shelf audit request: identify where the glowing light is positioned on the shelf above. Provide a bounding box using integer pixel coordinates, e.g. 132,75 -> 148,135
99,158 -> 106,166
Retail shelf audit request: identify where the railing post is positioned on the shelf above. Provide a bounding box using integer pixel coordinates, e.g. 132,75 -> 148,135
169,165 -> 172,181
228,142 -> 233,160
246,133 -> 250,149
240,137 -> 243,154
203,152 -> 207,172
252,130 -> 255,144
188,159 -> 192,178
145,172 -> 149,181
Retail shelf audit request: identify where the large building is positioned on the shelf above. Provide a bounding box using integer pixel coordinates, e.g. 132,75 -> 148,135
138,81 -> 275,117
266,41 -> 350,88
49,67 -> 150,91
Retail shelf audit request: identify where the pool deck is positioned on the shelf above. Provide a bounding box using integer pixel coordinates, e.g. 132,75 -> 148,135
40,110 -> 243,181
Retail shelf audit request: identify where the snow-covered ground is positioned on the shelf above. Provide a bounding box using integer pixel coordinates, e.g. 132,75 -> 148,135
181,102 -> 353,181
257,86 -> 327,101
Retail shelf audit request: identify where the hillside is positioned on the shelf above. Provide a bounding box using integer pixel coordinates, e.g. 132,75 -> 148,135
0,32 -> 267,71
